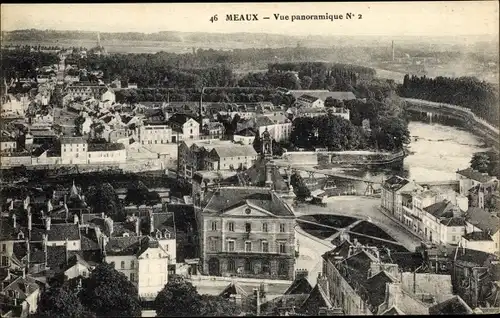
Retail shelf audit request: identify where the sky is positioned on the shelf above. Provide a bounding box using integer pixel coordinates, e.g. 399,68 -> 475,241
1,2 -> 499,37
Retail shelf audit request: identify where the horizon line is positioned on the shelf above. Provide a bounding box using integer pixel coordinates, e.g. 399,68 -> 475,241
1,28 -> 498,39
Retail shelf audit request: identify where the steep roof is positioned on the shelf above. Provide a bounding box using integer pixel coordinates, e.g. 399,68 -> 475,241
168,113 -> 198,126
237,158 -> 289,192
428,296 -> 474,315
383,176 -> 411,192
300,284 -> 334,315
210,144 -> 257,158
364,271 -> 397,312
219,281 -> 248,298
423,200 -> 458,218
202,187 -> 294,217
60,136 -> 87,144
105,236 -> 142,256
46,223 -> 81,241
462,231 -> 493,241
452,246 -> 497,265
465,207 -> 500,234
456,168 -> 496,183
440,217 -> 466,227
284,276 -> 313,295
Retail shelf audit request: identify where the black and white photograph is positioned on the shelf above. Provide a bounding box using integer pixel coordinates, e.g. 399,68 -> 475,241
0,2 -> 499,316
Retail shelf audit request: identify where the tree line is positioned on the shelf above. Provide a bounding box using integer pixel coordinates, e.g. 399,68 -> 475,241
398,74 -> 499,127
37,264 -> 240,317
0,48 -> 59,80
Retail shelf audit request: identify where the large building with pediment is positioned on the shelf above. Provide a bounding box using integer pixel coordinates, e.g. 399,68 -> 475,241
195,186 -> 296,280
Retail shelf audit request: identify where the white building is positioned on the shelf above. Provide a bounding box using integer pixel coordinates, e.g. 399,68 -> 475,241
236,115 -> 292,142
87,143 -> 126,164
60,136 -> 88,165
0,136 -> 16,152
456,168 -> 498,196
168,114 -> 200,142
461,207 -> 500,256
139,122 -> 173,145
204,144 -> 258,171
381,175 -> 423,222
104,236 -> 170,300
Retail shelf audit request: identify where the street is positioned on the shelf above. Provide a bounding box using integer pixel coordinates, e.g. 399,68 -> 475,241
291,196 -> 423,252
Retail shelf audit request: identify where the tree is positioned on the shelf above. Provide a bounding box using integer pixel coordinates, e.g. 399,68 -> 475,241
85,183 -> 123,220
125,180 -> 150,206
155,275 -> 203,317
155,275 -> 240,317
80,262 -> 141,317
198,295 -> 241,317
272,138 -> 284,157
37,285 -> 85,318
470,152 -> 491,173
74,116 -> 85,136
290,172 -> 311,201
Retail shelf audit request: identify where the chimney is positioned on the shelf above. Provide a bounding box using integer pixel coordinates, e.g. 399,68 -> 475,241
65,238 -> 69,265
12,214 -> 16,228
45,217 -> 51,231
107,217 -> 114,236
47,199 -> 53,212
135,217 -> 140,236
26,238 -> 30,265
74,214 -> 79,224
317,272 -> 330,299
149,210 -> 154,234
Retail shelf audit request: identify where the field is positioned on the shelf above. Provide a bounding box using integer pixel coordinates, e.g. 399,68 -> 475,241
3,39 -> 300,54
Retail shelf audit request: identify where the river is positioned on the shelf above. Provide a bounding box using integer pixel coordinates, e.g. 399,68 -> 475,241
324,120 -> 488,193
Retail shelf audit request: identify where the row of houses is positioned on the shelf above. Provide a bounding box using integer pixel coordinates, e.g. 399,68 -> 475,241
381,171 -> 499,256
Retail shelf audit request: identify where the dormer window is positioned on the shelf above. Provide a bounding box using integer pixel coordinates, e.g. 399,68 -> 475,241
17,231 -> 24,240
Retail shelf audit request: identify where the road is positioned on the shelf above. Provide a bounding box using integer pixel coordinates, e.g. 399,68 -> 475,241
291,196 -> 422,252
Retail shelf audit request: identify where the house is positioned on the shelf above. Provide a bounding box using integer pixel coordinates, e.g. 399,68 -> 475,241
0,271 -> 42,317
461,207 -> 500,255
319,243 -> 429,315
296,95 -> 325,108
448,246 -> 498,308
236,115 -> 292,142
421,200 -> 466,245
204,144 -> 258,171
233,129 -> 256,145
408,188 -> 468,237
139,122 -> 173,146
0,136 -> 17,153
197,187 -> 296,280
177,139 -> 234,179
87,143 -> 126,164
456,168 -> 498,196
1,94 -> 26,118
167,114 -> 200,142
381,175 -> 423,222
60,136 -> 88,165
468,180 -> 499,210
62,253 -> 93,280
428,295 -> 474,315
104,235 -> 170,300
201,121 -> 225,140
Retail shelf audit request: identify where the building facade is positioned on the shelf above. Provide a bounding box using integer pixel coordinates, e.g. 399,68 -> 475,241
197,187 -> 296,280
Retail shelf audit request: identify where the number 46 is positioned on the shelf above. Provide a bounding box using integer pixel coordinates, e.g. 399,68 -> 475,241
209,14 -> 218,23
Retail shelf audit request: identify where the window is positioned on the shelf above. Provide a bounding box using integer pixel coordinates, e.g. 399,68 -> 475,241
131,261 -> 135,269
158,253 -> 162,258
245,223 -> 252,233
280,223 -> 286,233
209,239 -> 217,251
228,222 -> 235,232
1,256 -> 8,267
262,223 -> 268,232
262,260 -> 271,274
130,273 -> 135,282
244,259 -> 253,272
452,235 -> 456,241
211,221 -> 217,231
278,260 -> 288,275
279,242 -> 286,254
227,240 -> 235,252
245,241 -> 252,252
121,261 -> 125,269
1,244 -> 5,252
262,241 -> 269,253
227,259 -> 236,272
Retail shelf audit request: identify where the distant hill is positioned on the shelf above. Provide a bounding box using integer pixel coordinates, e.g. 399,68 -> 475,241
2,29 -> 498,49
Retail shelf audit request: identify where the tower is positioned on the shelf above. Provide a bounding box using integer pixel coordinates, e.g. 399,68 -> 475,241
261,128 -> 273,159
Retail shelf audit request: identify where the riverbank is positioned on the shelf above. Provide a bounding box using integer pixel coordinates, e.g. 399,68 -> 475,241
281,149 -> 407,166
